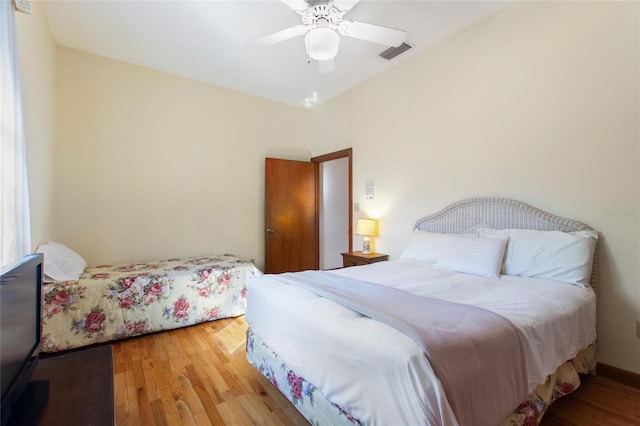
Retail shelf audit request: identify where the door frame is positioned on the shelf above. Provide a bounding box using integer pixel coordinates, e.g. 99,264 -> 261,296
311,148 -> 353,261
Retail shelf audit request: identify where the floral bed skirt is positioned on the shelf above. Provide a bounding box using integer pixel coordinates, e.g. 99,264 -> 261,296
41,254 -> 261,352
246,327 -> 595,426
246,328 -> 363,426
504,344 -> 596,426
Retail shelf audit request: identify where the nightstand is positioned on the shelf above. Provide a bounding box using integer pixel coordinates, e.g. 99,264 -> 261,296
341,251 -> 389,268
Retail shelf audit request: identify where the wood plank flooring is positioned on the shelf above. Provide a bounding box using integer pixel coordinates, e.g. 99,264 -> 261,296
113,316 -> 308,426
113,316 -> 640,425
540,374 -> 640,426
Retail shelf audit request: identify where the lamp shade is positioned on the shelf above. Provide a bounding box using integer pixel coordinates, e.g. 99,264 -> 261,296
305,27 -> 340,61
355,218 -> 377,237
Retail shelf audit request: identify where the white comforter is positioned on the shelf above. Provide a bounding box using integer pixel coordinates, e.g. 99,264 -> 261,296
245,259 -> 596,425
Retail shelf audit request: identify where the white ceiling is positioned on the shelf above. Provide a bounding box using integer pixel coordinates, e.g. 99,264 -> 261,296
42,0 -> 509,108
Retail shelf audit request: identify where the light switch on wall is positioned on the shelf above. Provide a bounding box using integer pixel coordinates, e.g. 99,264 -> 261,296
354,203 -> 360,212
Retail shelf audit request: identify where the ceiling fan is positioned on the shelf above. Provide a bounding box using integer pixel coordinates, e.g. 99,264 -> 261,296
253,0 -> 407,73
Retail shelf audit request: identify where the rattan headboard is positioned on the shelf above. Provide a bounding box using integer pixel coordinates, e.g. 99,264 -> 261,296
412,197 -> 598,293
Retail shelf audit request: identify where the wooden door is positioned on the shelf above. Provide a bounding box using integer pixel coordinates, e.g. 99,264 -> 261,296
265,158 -> 318,273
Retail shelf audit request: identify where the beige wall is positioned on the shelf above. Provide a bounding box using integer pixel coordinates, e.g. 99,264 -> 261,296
15,0 -> 56,250
313,1 -> 640,373
54,47 -> 311,268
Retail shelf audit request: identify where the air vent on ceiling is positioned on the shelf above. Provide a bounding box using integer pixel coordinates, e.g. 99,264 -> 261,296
379,42 -> 412,60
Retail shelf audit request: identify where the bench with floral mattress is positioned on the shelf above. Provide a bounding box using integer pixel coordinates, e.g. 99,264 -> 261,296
36,245 -> 261,353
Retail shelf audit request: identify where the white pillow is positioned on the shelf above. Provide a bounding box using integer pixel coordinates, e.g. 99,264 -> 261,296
478,228 -> 598,286
399,231 -> 448,263
36,241 -> 87,282
433,235 -> 508,278
399,231 -> 478,263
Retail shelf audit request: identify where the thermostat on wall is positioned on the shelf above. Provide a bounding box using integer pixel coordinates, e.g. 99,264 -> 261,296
365,181 -> 374,200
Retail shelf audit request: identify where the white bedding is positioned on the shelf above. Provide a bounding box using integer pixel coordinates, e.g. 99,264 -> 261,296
245,259 -> 597,425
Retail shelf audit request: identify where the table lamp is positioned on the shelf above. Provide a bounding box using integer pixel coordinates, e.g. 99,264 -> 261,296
356,218 -> 378,255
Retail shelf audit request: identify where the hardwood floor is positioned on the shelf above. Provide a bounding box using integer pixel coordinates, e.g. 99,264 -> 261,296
113,316 -> 308,426
540,375 -> 640,426
113,316 -> 640,425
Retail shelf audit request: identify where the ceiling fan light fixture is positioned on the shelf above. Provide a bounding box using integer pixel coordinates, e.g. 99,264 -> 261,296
305,27 -> 340,61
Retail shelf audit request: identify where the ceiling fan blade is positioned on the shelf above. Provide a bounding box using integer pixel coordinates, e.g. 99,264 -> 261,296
251,25 -> 308,47
332,0 -> 360,14
318,58 -> 335,74
338,20 -> 407,46
279,0 -> 310,13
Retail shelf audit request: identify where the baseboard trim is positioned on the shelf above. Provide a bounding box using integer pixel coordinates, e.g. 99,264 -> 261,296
597,363 -> 640,389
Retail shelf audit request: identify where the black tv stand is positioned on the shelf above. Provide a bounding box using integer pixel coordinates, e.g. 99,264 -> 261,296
6,380 -> 49,426
29,345 -> 114,425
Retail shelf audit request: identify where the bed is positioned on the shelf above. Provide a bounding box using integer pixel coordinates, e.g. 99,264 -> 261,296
39,252 -> 261,353
245,197 -> 598,426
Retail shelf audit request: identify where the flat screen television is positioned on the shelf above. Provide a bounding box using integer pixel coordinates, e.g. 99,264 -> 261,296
0,253 -> 48,426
